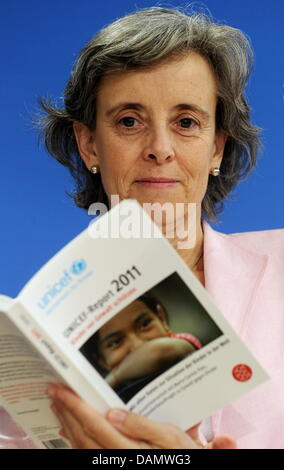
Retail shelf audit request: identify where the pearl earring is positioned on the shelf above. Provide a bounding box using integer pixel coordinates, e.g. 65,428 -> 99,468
90,165 -> 99,174
212,168 -> 220,176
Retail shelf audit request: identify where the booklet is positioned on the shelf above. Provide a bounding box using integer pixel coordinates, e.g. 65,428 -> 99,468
0,199 -> 269,449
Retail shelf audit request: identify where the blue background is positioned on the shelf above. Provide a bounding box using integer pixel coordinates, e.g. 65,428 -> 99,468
1,0 -> 283,297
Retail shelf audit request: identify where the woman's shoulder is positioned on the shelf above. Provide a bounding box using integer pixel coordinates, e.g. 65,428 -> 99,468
226,226 -> 284,257
203,221 -> 284,263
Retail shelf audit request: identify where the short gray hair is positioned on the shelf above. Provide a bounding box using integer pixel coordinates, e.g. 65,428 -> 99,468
39,6 -> 261,221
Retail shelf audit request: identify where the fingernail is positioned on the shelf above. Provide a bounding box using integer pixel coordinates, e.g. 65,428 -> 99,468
108,408 -> 127,425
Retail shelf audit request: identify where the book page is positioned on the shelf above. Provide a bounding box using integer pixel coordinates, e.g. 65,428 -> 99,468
16,200 -> 269,431
0,307 -> 70,449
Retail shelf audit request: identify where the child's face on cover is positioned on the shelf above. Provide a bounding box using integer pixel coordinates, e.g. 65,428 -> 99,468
97,300 -> 169,371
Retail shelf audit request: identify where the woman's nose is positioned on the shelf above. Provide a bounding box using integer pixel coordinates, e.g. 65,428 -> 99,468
143,127 -> 175,164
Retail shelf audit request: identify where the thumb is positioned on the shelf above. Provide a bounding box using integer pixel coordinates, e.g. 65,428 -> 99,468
208,434 -> 237,449
107,408 -> 168,438
107,408 -> 197,448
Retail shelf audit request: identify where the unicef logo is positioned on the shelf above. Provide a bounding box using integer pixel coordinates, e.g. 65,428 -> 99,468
70,260 -> 87,275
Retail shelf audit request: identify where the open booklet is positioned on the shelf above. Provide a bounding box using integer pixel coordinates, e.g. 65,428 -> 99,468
0,199 -> 269,449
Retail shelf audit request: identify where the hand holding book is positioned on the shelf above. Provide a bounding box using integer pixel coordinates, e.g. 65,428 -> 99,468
47,384 -> 237,449
0,201 -> 270,448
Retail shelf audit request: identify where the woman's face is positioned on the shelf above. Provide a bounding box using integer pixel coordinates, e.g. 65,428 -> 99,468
96,300 -> 168,371
74,51 -> 226,207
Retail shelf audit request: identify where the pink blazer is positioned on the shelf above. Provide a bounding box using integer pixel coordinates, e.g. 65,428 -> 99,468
1,222 -> 284,449
200,221 -> 284,449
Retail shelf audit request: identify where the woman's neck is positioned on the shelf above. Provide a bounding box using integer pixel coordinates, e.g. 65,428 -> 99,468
168,222 -> 204,285
161,204 -> 205,286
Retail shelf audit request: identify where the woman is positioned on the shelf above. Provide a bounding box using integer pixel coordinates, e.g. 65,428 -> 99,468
4,6 -> 284,449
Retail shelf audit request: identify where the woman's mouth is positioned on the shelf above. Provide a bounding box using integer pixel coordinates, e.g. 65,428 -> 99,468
134,177 -> 180,189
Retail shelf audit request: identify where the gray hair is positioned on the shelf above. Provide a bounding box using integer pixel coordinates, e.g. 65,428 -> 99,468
39,6 -> 261,221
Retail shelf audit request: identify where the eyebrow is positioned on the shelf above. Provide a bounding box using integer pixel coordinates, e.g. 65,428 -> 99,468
99,311 -> 152,346
105,102 -> 211,122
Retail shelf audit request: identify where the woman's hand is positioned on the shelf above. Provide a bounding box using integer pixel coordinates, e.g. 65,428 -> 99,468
47,384 -> 237,449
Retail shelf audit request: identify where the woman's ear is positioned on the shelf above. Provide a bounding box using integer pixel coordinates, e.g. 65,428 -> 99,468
73,121 -> 99,170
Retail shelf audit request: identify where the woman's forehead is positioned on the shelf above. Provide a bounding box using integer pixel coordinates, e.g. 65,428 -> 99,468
96,52 -> 218,114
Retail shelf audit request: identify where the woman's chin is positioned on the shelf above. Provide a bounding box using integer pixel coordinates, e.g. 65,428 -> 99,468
128,192 -> 185,207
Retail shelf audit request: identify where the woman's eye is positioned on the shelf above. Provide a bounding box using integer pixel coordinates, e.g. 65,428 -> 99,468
119,117 -> 137,127
179,118 -> 197,129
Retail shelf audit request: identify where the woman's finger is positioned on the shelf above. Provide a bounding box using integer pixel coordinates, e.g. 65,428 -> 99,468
185,423 -> 203,444
51,402 -> 101,449
51,403 -> 76,448
107,408 -> 199,449
207,435 -> 237,449
48,385 -> 145,449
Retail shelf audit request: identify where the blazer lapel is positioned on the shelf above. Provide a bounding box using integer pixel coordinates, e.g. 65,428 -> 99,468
202,221 -> 268,334
202,221 -> 269,436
